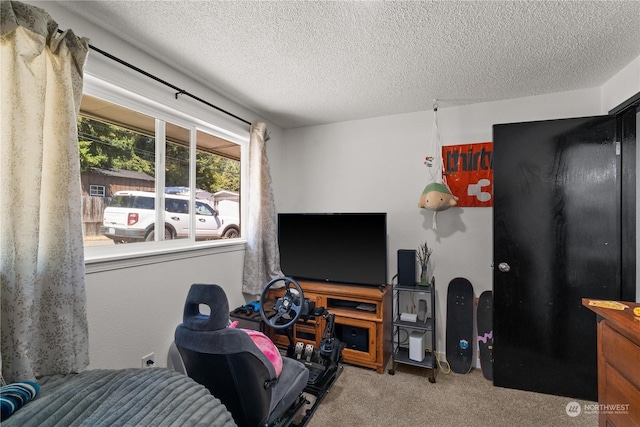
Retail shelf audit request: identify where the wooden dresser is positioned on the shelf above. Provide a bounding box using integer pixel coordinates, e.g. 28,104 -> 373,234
583,298 -> 640,426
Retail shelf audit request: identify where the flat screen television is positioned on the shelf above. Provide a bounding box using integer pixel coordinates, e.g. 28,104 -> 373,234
278,213 -> 388,287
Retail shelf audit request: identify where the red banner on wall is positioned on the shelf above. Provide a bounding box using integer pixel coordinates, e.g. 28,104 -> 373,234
442,142 -> 493,207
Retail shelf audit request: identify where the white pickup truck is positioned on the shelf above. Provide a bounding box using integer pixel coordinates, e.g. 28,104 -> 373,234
100,190 -> 239,243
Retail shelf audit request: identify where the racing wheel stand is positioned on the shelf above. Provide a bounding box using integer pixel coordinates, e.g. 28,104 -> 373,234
260,277 -> 345,427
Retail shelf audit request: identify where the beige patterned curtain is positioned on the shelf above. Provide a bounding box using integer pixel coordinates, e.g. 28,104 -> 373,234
0,1 -> 90,382
242,122 -> 283,295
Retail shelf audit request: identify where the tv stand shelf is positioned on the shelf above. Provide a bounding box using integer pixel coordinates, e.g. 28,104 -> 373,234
266,280 -> 392,373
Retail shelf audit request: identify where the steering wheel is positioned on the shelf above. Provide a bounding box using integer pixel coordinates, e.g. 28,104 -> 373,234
259,277 -> 305,330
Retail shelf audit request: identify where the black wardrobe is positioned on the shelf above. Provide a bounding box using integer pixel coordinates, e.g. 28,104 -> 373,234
492,96 -> 638,401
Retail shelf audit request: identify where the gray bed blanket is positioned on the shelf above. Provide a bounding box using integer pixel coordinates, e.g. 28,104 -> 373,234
3,368 -> 237,426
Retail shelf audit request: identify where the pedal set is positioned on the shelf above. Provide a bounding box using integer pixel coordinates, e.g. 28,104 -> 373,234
304,344 -> 314,362
294,342 -> 304,360
295,342 -> 318,362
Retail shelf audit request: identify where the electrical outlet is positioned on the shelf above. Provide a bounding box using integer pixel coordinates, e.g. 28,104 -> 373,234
141,352 -> 155,368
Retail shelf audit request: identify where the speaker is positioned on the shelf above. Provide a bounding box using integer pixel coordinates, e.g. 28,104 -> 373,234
397,249 -> 416,286
335,324 -> 369,352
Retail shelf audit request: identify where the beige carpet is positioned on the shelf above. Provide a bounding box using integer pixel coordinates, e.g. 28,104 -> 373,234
307,363 -> 597,426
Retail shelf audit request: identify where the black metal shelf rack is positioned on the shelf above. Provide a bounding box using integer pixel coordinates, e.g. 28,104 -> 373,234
388,276 -> 437,382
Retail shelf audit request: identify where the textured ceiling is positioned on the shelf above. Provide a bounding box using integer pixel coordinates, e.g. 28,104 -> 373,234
56,1 -> 640,129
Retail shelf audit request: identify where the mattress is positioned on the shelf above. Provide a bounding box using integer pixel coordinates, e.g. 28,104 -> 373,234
2,368 -> 236,426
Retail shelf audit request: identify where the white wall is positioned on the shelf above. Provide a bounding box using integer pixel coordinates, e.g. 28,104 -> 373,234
601,55 -> 640,114
280,87 -> 603,362
86,248 -> 245,369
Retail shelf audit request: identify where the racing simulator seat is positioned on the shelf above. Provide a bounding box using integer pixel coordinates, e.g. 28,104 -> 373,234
174,284 -> 309,427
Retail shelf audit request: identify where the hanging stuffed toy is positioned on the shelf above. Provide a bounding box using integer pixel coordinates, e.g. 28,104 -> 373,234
418,182 -> 458,211
418,102 -> 458,229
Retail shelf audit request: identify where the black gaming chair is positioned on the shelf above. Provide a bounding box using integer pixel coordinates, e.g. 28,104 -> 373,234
174,284 -> 309,427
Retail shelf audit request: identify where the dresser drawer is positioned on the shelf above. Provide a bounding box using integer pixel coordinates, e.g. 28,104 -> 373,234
601,322 -> 640,391
602,362 -> 640,424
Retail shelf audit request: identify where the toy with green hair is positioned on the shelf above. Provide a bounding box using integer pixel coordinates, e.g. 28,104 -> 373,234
418,182 -> 459,229
418,182 -> 459,211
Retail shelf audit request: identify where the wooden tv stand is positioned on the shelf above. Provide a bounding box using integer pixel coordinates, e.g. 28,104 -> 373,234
266,280 -> 392,374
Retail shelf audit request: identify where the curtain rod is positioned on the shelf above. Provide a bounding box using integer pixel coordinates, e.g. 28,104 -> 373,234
89,44 -> 252,126
65,30 -> 252,127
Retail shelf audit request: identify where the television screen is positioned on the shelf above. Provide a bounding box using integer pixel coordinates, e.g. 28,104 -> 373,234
278,213 -> 388,287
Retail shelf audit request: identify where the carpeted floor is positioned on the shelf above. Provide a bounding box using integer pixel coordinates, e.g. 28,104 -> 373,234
307,363 -> 598,426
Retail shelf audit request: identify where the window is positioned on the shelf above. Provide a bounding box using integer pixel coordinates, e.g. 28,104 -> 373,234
79,90 -> 244,256
196,202 -> 215,216
89,185 -> 105,197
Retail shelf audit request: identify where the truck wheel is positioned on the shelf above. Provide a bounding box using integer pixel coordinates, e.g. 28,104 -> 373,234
222,227 -> 239,239
146,227 -> 173,241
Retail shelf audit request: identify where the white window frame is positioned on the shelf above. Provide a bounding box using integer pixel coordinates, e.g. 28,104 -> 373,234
82,75 -> 249,272
89,184 -> 105,197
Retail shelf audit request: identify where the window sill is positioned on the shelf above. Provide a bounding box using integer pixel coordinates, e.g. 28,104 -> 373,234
84,239 -> 246,274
